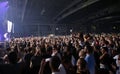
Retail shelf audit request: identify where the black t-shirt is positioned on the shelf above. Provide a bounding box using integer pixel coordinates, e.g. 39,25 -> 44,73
0,63 -> 23,74
100,53 -> 112,69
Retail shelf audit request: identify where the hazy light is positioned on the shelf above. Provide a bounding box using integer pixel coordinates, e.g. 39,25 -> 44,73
4,32 -> 8,38
7,20 -> 12,33
0,1 -> 9,19
70,29 -> 73,32
49,34 -> 54,37
56,28 -> 59,30
4,32 -> 9,41
113,26 -> 116,29
0,34 -> 1,41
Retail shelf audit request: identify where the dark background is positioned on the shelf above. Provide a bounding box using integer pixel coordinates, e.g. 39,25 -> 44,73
1,0 -> 120,37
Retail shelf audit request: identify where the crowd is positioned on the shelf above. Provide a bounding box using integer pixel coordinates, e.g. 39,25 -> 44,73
0,32 -> 120,74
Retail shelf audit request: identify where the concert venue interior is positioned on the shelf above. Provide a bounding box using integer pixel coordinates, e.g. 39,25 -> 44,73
0,0 -> 120,74
0,0 -> 120,38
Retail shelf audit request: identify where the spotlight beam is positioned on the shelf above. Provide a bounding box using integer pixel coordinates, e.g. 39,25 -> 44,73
21,0 -> 28,22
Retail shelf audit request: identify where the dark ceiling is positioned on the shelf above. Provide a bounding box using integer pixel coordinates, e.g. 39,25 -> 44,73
7,0 -> 120,25
8,0 -> 74,24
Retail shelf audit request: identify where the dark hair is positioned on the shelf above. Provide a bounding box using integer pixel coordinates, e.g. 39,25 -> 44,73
8,51 -> 18,64
50,56 -> 61,70
84,41 -> 90,46
85,45 -> 93,53
102,47 -> 108,52
24,53 -> 32,65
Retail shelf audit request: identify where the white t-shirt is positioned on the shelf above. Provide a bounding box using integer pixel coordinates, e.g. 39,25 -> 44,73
59,64 -> 66,74
113,55 -> 120,74
113,55 -> 120,66
52,72 -> 61,74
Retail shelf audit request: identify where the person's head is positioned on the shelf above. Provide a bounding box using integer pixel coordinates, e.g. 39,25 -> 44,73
52,45 -> 58,52
63,45 -> 70,53
8,51 -> 18,64
46,46 -> 52,55
24,53 -> 32,66
35,46 -> 41,55
84,45 -> 93,54
6,47 -> 11,52
79,49 -> 86,58
50,56 -> 61,71
84,41 -> 90,46
101,47 -> 108,54
94,45 -> 100,52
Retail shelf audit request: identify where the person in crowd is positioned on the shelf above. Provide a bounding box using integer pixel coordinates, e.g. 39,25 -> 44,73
0,51 -> 23,74
84,45 -> 95,74
30,46 -> 45,74
62,56 -> 76,74
99,47 -> 117,74
39,56 -> 62,74
113,54 -> 120,74
76,58 -> 90,74
0,32 -> 120,74
78,49 -> 86,59
21,53 -> 33,74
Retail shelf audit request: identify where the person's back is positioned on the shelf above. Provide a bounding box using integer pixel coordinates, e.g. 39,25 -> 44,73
0,63 -> 23,74
85,54 -> 95,74
84,45 -> 95,74
30,55 -> 42,74
99,47 -> 112,73
0,51 -> 23,74
22,53 -> 33,74
50,56 -> 62,74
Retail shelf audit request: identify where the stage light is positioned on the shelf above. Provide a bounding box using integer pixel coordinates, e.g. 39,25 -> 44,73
0,1 -> 9,41
4,32 -> 9,41
4,32 -> 8,38
0,34 -> 2,41
70,29 -> 73,32
56,28 -> 59,30
7,20 -> 12,33
113,26 -> 116,30
48,34 -> 54,37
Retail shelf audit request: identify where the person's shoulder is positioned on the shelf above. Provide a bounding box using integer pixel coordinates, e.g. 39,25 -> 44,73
85,54 -> 90,58
113,55 -> 119,59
